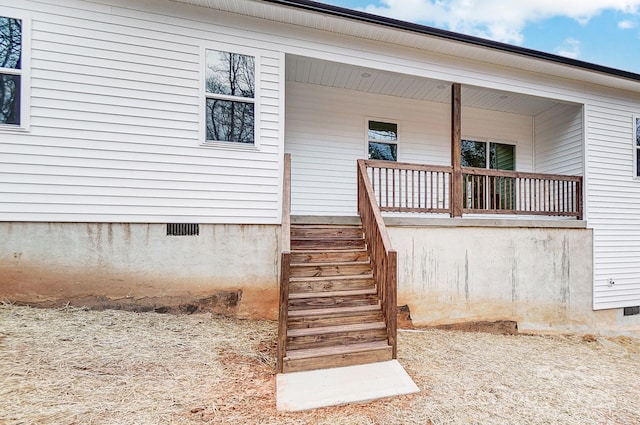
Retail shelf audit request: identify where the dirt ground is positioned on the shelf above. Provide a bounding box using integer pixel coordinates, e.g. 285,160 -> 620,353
1,303 -> 639,425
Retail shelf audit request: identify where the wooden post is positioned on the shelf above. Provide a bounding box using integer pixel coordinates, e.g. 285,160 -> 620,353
451,83 -> 463,217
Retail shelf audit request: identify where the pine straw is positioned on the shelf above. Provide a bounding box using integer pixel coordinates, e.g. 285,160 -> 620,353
1,304 -> 639,425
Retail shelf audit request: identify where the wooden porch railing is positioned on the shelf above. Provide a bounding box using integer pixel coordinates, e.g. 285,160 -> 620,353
276,153 -> 291,374
462,167 -> 583,219
357,159 -> 398,359
365,159 -> 452,214
363,160 -> 583,219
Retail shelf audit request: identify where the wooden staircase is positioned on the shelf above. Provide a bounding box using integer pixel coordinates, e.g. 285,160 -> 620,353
281,223 -> 394,373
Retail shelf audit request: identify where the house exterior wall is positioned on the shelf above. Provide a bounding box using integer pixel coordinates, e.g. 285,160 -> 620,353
586,96 -> 640,309
285,82 -> 534,215
1,0 -> 640,312
534,104 -> 584,176
0,0 -> 285,225
0,222 -> 280,318
389,223 -> 639,335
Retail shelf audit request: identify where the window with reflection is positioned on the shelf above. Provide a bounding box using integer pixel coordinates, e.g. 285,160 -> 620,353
205,49 -> 255,144
0,16 -> 22,126
368,120 -> 398,161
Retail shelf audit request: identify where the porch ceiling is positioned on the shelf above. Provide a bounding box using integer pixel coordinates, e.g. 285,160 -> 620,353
286,55 -> 562,116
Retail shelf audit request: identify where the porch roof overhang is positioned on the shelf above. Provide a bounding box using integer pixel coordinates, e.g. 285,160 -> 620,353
171,0 -> 640,95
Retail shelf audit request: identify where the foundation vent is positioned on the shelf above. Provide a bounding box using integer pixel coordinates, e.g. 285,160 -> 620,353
167,223 -> 199,236
623,306 -> 639,316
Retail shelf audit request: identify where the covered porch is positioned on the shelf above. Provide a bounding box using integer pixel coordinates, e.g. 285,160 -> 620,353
285,55 -> 584,220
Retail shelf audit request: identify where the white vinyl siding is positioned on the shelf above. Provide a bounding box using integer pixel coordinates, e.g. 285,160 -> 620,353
586,100 -> 640,309
286,82 -> 533,215
534,104 -> 583,176
0,0 -> 283,224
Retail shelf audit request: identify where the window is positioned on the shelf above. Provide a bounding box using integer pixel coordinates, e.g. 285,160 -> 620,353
368,120 -> 397,161
635,116 -> 640,177
204,49 -> 255,144
0,16 -> 22,126
462,139 -> 515,209
461,140 -> 515,170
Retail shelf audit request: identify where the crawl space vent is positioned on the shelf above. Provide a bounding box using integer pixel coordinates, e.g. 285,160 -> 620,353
166,223 -> 199,236
623,306 -> 640,316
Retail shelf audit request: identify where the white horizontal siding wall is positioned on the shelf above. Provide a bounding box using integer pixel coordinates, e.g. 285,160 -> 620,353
586,99 -> 640,309
534,104 -> 583,176
0,0 -> 283,224
286,82 -> 533,215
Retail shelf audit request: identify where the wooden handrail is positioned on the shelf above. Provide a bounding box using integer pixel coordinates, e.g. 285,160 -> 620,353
462,166 -> 582,182
357,159 -> 397,359
276,153 -> 291,374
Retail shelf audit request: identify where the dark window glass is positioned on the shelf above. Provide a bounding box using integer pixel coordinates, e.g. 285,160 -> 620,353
368,141 -> 397,161
368,121 -> 397,142
205,51 -> 254,98
0,74 -> 19,125
461,140 -> 486,167
490,142 -> 515,170
206,99 -> 254,143
0,17 -> 21,70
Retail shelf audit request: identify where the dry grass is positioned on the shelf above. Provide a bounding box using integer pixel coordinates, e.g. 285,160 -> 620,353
1,303 -> 639,425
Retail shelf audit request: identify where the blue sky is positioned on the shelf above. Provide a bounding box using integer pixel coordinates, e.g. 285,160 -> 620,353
323,0 -> 640,74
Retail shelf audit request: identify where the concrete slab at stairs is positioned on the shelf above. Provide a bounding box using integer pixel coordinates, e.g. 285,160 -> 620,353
276,360 -> 419,411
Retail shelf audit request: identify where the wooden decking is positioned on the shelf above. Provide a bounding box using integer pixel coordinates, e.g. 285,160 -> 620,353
281,224 -> 393,373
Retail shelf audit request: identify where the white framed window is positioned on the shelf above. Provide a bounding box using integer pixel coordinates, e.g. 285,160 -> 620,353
202,46 -> 256,145
367,120 -> 398,161
634,115 -> 640,178
0,12 -> 29,131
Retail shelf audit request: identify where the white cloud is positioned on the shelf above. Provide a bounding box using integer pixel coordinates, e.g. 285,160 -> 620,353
360,0 -> 640,44
618,19 -> 637,28
555,38 -> 581,59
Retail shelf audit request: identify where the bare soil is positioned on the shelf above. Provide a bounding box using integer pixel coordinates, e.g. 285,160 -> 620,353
1,304 -> 639,424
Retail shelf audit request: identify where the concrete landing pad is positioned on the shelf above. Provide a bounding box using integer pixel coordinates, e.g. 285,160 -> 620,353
276,360 -> 420,411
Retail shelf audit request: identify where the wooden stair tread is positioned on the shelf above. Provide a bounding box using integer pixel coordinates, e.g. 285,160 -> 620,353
290,225 -> 362,229
284,340 -> 391,360
288,304 -> 381,317
287,321 -> 386,337
290,260 -> 370,267
289,274 -> 373,283
291,248 -> 367,250
289,288 -> 376,299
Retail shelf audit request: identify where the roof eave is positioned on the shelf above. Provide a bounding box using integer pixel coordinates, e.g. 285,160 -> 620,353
262,0 -> 640,83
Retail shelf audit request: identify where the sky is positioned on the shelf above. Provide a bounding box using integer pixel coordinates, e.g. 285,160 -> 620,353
323,0 -> 640,74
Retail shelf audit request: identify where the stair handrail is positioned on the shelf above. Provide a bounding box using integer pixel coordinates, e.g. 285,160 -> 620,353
357,159 -> 398,359
277,153 -> 292,373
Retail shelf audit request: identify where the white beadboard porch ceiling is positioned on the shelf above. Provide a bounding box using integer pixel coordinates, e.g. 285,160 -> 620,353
286,55 -> 559,116
171,0 -> 640,95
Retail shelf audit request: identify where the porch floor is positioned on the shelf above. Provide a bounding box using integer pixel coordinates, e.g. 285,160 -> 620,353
276,360 -> 419,411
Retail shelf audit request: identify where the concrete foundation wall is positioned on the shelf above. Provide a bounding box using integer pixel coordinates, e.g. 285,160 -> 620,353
388,223 -> 640,335
0,223 -> 280,319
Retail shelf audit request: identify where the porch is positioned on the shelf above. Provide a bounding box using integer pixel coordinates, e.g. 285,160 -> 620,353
277,153 -> 588,374
278,56 -> 587,373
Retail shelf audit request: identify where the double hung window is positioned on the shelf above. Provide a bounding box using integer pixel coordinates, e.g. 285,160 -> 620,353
0,16 -> 22,126
368,120 -> 398,161
204,49 -> 255,144
635,116 -> 640,177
